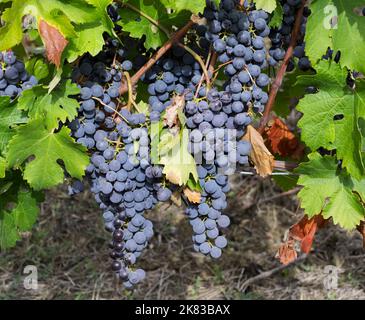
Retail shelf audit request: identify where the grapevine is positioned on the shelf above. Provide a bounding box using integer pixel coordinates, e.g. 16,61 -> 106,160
0,0 -> 364,293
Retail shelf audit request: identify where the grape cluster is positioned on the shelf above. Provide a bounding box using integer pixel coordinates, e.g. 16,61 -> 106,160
203,0 -> 270,113
68,0 -> 268,289
269,0 -> 312,71
0,51 -> 38,99
145,45 -> 202,121
69,43 -> 176,287
186,165 -> 231,258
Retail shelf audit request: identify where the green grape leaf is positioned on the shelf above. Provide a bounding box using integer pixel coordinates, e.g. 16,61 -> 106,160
296,61 -> 365,180
0,212 -> 19,249
118,0 -> 169,50
187,176 -> 202,192
7,120 -> 89,190
305,0 -> 365,73
0,0 -> 96,50
66,0 -> 116,62
25,57 -> 51,81
136,101 -> 149,115
0,96 -> 27,155
274,68 -> 313,117
0,171 -> 42,249
160,0 -> 207,14
0,157 -> 6,178
17,80 -> 80,129
269,2 -> 283,28
253,0 -> 277,13
159,131 -> 198,186
273,174 -> 299,191
296,153 -> 365,230
12,190 -> 40,231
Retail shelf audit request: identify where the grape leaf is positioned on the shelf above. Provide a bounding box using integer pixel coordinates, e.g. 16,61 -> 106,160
0,157 -> 6,178
264,117 -> 304,159
305,0 -> 365,73
160,0 -> 207,14
274,67 -> 313,117
273,175 -> 298,191
118,0 -> 169,50
0,96 -> 27,155
66,0 -> 116,62
0,0 -> 96,50
7,120 -> 89,190
296,61 -> 365,180
159,131 -> 198,186
17,80 -> 80,130
295,153 -> 365,230
0,171 -> 42,249
268,2 -> 283,28
0,212 -> 19,249
25,57 -> 51,81
12,190 -> 40,231
38,19 -> 69,68
242,125 -> 274,177
253,0 -> 277,13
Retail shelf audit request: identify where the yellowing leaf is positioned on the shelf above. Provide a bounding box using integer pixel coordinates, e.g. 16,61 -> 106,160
253,0 -> 277,13
160,131 -> 198,186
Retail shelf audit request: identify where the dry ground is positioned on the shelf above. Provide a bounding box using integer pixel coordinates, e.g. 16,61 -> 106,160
0,175 -> 364,300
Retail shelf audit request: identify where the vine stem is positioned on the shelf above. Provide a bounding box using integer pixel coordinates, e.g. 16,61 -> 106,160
119,20 -> 195,95
177,42 -> 211,90
274,160 -> 298,171
121,2 -> 171,37
258,0 -> 306,134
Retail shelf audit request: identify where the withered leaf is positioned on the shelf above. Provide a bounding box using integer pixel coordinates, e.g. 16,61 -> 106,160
183,188 -> 201,204
264,117 -> 305,160
163,94 -> 185,134
38,19 -> 68,68
243,125 -> 274,177
277,215 -> 328,265
277,240 -> 297,265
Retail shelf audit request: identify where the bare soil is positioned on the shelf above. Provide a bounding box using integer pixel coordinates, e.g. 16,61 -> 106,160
0,176 -> 364,300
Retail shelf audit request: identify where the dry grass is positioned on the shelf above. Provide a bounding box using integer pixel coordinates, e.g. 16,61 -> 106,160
0,175 -> 364,300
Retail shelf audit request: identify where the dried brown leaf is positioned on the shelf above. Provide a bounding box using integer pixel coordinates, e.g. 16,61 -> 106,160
243,125 -> 274,177
163,95 -> 185,134
183,188 -> 201,204
264,117 -> 305,160
277,240 -> 297,265
38,19 -> 68,68
277,215 -> 328,265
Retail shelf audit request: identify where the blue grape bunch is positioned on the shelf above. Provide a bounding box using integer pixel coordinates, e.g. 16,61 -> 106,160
0,51 -> 38,99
